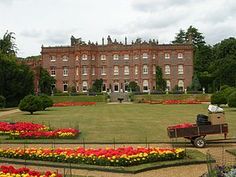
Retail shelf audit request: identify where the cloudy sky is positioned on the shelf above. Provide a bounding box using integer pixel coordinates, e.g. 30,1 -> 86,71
0,0 -> 236,57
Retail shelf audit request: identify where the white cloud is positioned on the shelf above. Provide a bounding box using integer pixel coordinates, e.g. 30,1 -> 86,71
0,0 -> 236,57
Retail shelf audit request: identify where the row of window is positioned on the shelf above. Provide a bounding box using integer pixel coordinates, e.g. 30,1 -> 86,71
51,65 -> 184,77
62,80 -> 185,92
50,53 -> 184,62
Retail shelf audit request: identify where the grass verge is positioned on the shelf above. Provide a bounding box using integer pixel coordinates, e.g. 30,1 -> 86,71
0,149 -> 214,174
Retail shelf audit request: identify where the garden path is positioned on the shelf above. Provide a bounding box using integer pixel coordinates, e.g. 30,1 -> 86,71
0,109 -> 20,118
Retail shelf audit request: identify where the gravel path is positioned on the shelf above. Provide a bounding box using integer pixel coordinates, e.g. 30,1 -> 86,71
0,109 -> 20,118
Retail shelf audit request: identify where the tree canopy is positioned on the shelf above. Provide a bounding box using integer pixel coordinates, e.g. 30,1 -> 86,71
0,31 -> 34,107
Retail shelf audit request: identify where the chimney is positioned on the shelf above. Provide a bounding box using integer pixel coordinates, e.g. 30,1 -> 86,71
102,37 -> 104,45
125,37 -> 127,45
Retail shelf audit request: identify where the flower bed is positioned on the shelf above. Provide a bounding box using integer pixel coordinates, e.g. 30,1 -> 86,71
0,122 -> 48,134
10,128 -> 80,139
53,102 -> 96,107
0,165 -> 62,177
162,100 -> 201,104
0,122 -> 80,139
0,147 -> 185,167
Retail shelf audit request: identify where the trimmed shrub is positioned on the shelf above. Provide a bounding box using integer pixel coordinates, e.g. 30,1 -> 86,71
211,92 -> 227,106
19,95 -> 43,115
0,96 -> 6,108
39,94 -> 53,110
228,91 -> 236,107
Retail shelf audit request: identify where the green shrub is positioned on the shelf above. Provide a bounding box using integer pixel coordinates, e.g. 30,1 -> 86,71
0,95 -> 6,108
39,94 -> 53,110
228,91 -> 236,107
19,95 -> 43,115
220,85 -> 230,91
211,92 -> 227,106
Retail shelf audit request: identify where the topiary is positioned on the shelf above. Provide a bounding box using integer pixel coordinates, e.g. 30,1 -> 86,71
211,91 -> 227,106
39,94 -> 53,110
228,91 -> 236,108
19,95 -> 43,115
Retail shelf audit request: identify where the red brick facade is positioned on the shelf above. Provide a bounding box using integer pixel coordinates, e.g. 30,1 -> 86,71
41,36 -> 194,93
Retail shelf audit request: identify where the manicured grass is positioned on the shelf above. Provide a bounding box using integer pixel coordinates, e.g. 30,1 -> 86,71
134,94 -> 211,102
51,95 -> 106,103
1,104 -> 236,142
0,150 -> 213,174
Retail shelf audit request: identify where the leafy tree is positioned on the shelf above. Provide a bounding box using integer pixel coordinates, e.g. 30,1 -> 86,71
172,29 -> 186,44
190,73 -> 201,91
38,66 -> 56,95
19,95 -> 43,114
90,79 -> 103,92
128,81 -> 140,92
0,59 -> 34,107
228,91 -> 236,107
194,45 -> 213,72
185,26 -> 206,47
210,38 -> 236,87
172,26 -> 205,47
155,66 -> 166,91
0,32 -> 34,107
211,92 -> 227,106
39,94 -> 53,110
0,95 -> 6,108
0,31 -> 17,57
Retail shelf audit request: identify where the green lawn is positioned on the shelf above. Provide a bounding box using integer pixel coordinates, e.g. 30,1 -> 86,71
1,103 -> 236,142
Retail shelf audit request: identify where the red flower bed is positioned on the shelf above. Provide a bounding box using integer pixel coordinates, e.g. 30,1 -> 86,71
0,165 -> 62,177
0,122 -> 80,139
53,102 -> 96,107
12,128 -> 80,139
0,122 -> 48,134
162,100 -> 201,104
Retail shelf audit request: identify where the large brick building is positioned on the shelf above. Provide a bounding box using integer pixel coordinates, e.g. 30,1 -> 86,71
41,36 -> 193,93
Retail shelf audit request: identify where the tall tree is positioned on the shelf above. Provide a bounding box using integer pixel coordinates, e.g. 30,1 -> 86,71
156,66 -> 166,91
90,79 -> 103,92
172,29 -> 186,44
38,67 -> 56,95
0,32 -> 34,107
190,73 -> 201,91
185,25 -> 206,47
210,37 -> 236,88
0,31 -> 17,57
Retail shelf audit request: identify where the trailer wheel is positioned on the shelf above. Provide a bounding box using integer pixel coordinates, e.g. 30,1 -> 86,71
194,137 -> 206,148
